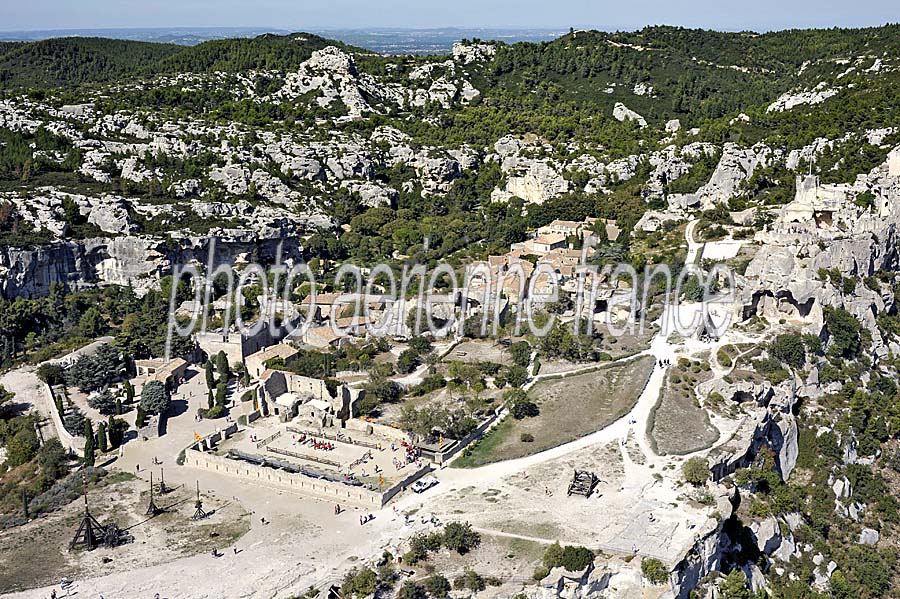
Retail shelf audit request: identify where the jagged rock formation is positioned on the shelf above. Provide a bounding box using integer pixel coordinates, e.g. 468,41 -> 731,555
0,234 -> 306,298
767,82 -> 840,113
697,143 -> 775,209
612,102 -> 647,127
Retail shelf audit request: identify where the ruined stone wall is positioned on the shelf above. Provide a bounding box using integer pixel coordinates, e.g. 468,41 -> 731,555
183,448 -> 385,508
43,384 -> 84,456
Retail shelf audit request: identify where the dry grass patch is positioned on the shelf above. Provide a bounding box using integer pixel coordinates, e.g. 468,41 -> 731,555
455,355 -> 654,467
648,360 -> 719,455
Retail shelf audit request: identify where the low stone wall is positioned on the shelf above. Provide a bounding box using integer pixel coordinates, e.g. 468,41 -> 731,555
44,384 -> 84,456
184,446 -> 431,509
430,411 -> 500,466
195,422 -> 240,450
138,414 -> 162,441
184,448 -> 385,509
382,464 -> 433,504
345,418 -> 411,444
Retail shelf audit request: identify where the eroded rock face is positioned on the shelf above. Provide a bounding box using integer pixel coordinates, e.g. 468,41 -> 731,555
740,158 -> 900,337
452,42 -> 497,64
750,518 -> 782,554
858,528 -> 880,545
537,562 -> 611,599
767,82 -> 840,113
209,164 -> 251,195
85,198 -> 135,234
340,180 -> 398,207
501,161 -> 570,204
612,102 -> 647,127
489,135 -> 570,204
2,191 -> 138,236
0,234 -> 308,299
276,47 -> 372,118
669,508 -> 734,599
415,156 -> 461,195
697,143 -> 773,208
89,236 -> 169,292
0,243 -> 93,298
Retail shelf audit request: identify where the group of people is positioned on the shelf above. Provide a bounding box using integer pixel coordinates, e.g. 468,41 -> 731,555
391,441 -> 420,471
657,358 -> 672,367
292,433 -> 335,451
359,513 -> 374,525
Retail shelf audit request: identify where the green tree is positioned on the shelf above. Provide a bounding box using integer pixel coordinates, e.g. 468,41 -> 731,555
83,419 -> 96,467
79,306 -> 106,337
503,364 -> 529,388
543,543 -> 594,572
824,306 -> 861,357
65,345 -> 123,392
205,360 -> 216,389
87,389 -> 117,415
35,363 -> 65,386
398,581 -> 425,599
5,426 -> 39,466
37,438 -> 69,480
215,382 -> 227,407
559,546 -> 594,571
396,349 -> 419,374
441,521 -> 481,554
720,570 -> 750,599
215,351 -> 231,383
770,333 -> 806,369
107,414 -> 127,448
682,457 -> 709,486
135,405 -> 147,428
682,276 -> 704,302
641,557 -> 669,585
140,380 -> 169,415
508,341 -> 531,368
97,421 -> 108,452
505,388 -> 539,419
424,574 -> 451,598
0,384 -> 14,416
340,568 -> 377,599
454,569 -> 485,592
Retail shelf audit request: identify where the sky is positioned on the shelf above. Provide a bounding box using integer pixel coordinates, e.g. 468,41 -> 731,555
0,0 -> 896,32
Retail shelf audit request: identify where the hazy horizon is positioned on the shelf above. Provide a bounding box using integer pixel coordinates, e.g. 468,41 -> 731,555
0,0 -> 896,34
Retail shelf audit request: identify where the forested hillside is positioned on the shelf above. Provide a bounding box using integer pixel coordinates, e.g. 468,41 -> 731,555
0,37 -> 181,87
0,33 -> 368,88
152,32 -> 368,73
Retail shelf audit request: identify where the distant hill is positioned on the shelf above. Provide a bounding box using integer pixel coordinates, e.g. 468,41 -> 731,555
0,37 -> 181,88
153,32 -> 368,73
475,24 -> 900,122
0,32 -> 369,88
1,24 -> 898,99
0,27 -> 291,46
0,41 -> 23,57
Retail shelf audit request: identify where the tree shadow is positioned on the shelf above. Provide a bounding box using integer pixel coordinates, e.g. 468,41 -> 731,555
168,398 -> 189,418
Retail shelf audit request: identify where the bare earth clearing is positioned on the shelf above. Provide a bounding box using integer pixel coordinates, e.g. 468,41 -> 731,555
0,475 -> 249,594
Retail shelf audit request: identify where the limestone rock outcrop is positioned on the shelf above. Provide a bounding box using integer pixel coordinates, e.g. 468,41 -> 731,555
612,102 -> 647,127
